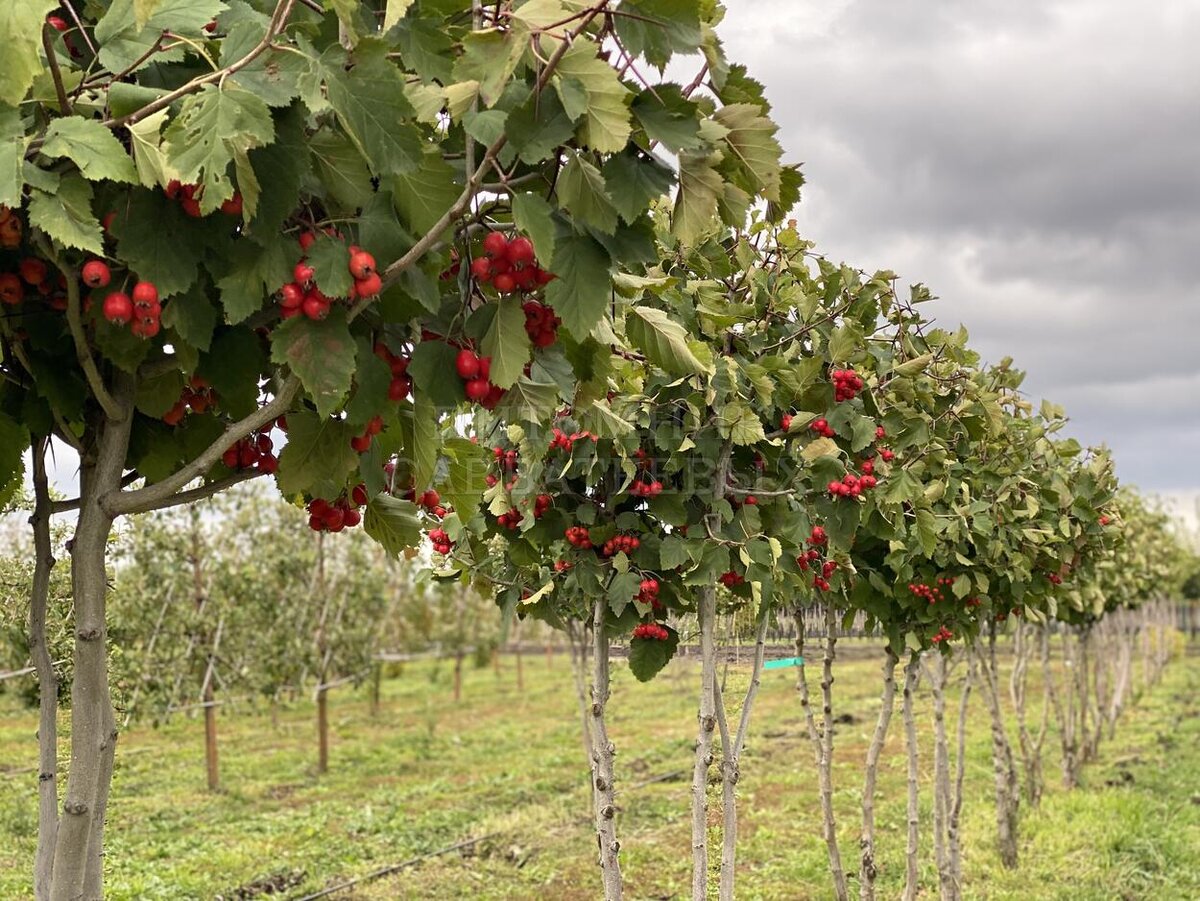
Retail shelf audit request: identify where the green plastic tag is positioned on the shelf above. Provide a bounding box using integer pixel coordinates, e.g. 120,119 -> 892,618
763,656 -> 804,670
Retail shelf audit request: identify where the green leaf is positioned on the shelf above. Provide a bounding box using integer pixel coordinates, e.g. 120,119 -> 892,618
481,297 -> 530,390
672,151 -> 723,245
443,436 -> 488,522
0,1 -> 56,107
135,368 -> 185,417
41,117 -> 139,184
0,412 -> 30,502
892,353 -> 933,377
0,104 -> 26,208
827,320 -> 864,364
327,45 -> 422,177
111,190 -> 213,297
801,436 -> 839,462
628,626 -> 680,681
882,469 -> 923,505
553,42 -> 632,153
716,402 -> 765,446
510,192 -> 557,266
214,235 -> 291,322
602,151 -> 675,223
409,340 -> 464,409
614,0 -> 702,69
223,23 -> 305,108
392,17 -> 453,84
127,109 -> 180,189
451,30 -> 523,108
310,127 -> 375,210
545,233 -> 611,337
626,305 -> 711,376
345,339 -> 392,428
578,399 -> 633,439
270,308 -> 357,417
95,0 -> 226,75
391,147 -> 460,234
410,390 -> 439,493
713,103 -> 782,202
383,0 -> 416,33
27,175 -> 103,254
557,151 -> 619,235
276,411 -> 358,499
505,87 -> 576,165
307,234 -> 353,299
162,286 -> 218,352
496,377 -> 560,423
631,85 -> 703,152
201,328 -> 265,418
164,83 -> 275,214
364,494 -> 423,558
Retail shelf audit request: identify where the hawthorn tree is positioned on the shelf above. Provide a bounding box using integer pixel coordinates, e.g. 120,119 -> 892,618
0,1 -> 791,896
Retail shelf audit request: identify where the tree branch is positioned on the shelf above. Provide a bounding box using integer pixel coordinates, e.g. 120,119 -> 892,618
105,376 -> 298,516
42,24 -> 73,115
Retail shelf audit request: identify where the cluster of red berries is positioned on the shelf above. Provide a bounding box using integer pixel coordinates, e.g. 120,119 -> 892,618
428,528 -> 453,555
632,623 -> 670,641
565,526 -> 593,549
808,525 -> 828,546
908,578 -> 953,604
828,470 -> 876,498
879,447 -> 895,463
637,578 -> 660,606
162,376 -> 216,425
103,281 -> 161,339
496,509 -> 523,530
493,446 -> 519,471
601,534 -> 641,558
795,548 -> 822,572
810,417 -> 837,439
0,258 -> 67,309
306,488 -> 367,533
222,432 -> 277,474
455,350 -> 504,408
780,413 -> 794,431
1047,572 -> 1063,585
966,597 -> 982,608
282,240 -> 380,321
164,180 -> 242,219
549,428 -> 579,452
831,368 -> 864,402
533,493 -> 552,519
416,488 -> 447,518
811,560 -> 838,591
553,559 -> 573,572
718,571 -> 745,588
630,479 -> 664,498
350,414 -> 384,453
522,300 -> 561,347
930,626 -> 954,645
1099,514 -> 1111,526
470,232 -> 554,294
373,342 -> 412,400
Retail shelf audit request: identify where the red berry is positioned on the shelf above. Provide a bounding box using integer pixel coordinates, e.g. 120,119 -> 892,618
294,261 -> 315,284
478,356 -> 492,380
507,236 -> 535,266
483,231 -> 508,258
465,378 -> 490,401
280,283 -> 304,309
298,231 -> 316,252
130,316 -> 160,339
354,273 -> 382,298
456,349 -> 481,380
19,258 -> 47,286
180,197 -> 203,218
349,250 -> 376,280
102,292 -> 133,325
81,260 -> 111,288
350,434 -> 372,453
492,272 -> 515,294
220,193 -> 243,216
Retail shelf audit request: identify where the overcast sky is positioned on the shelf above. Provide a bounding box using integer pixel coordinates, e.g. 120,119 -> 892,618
22,1 -> 1200,528
717,0 -> 1200,525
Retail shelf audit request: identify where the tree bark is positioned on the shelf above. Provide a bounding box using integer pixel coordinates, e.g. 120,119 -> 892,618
29,438 -> 59,901
317,686 -> 329,774
901,656 -> 921,901
51,376 -> 135,900
716,607 -> 770,901
589,598 -> 623,899
947,655 -> 973,898
929,653 -> 952,900
567,620 -> 593,765
859,648 -> 899,901
200,618 -> 224,792
975,628 -> 1019,868
796,604 -> 848,900
691,584 -> 718,900
1009,619 -> 1044,807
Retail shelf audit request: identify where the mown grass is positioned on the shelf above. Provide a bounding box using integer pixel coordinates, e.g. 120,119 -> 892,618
0,643 -> 1196,900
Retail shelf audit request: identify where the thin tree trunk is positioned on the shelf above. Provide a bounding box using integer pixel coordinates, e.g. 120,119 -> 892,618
901,656 -> 921,901
317,687 -> 329,774
370,661 -> 383,717
200,618 -> 224,792
29,438 -> 59,901
717,607 -> 770,901
691,584 -> 718,900
567,620 -> 593,764
976,628 -> 1019,868
51,377 -> 135,899
929,653 -> 952,900
947,655 -> 973,898
1010,619 -> 1043,806
796,604 -> 848,900
589,598 -> 623,899
1077,626 -> 1092,763
515,622 -> 525,693
859,648 -> 899,900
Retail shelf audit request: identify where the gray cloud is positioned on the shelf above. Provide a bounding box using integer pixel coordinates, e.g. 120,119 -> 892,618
718,0 -> 1200,493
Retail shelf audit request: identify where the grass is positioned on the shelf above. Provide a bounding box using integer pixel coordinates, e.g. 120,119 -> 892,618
0,643 -> 1197,900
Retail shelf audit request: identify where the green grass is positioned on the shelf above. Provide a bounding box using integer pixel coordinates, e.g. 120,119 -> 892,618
1,645 -> 1197,900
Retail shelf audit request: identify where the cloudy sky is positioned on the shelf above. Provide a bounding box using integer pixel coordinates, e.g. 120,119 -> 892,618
717,0 -> 1200,524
